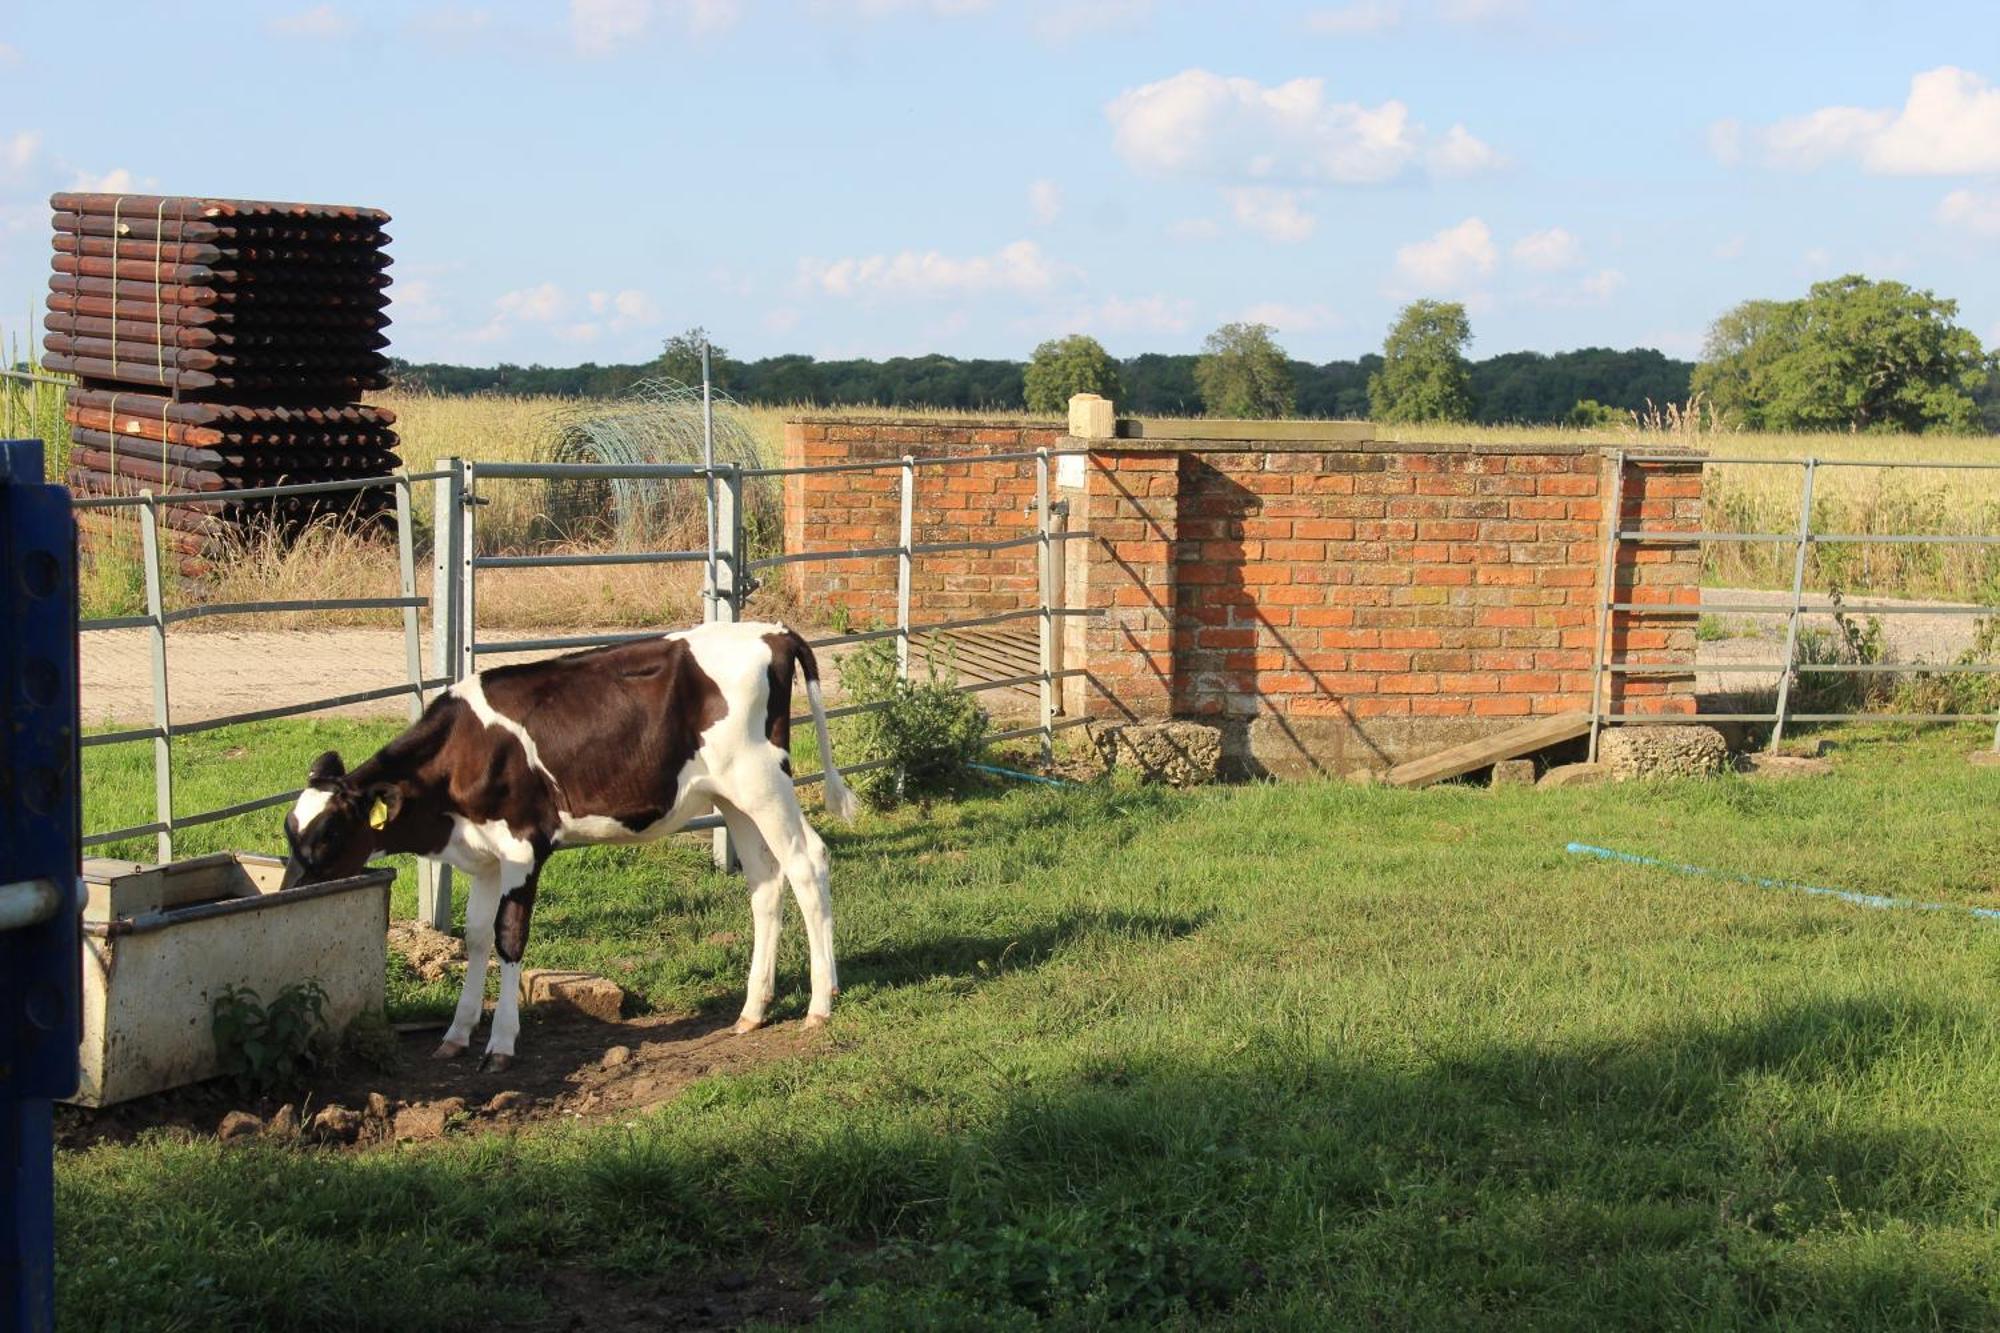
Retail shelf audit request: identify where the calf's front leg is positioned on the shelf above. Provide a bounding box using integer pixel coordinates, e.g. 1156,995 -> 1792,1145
435,866 -> 501,1059
481,860 -> 542,1073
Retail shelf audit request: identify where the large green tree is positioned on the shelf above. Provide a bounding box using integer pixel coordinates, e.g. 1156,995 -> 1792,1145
1368,300 -> 1475,424
1193,322 -> 1295,418
1022,334 -> 1124,412
1692,277 -> 1991,433
657,327 -> 731,389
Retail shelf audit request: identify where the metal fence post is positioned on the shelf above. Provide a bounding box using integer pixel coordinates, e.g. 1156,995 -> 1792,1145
432,459 -> 465,693
137,495 -> 174,864
1035,449 -> 1055,765
458,461 -> 479,685
1769,457 -> 1819,751
896,455 -> 915,682
711,465 -> 742,870
1586,450 -> 1627,763
394,474 -> 449,928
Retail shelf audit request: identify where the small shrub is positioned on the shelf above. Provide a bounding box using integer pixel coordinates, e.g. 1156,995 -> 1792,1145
211,979 -> 332,1097
1696,614 -> 1731,642
1788,590 -> 1888,717
839,636 -> 990,808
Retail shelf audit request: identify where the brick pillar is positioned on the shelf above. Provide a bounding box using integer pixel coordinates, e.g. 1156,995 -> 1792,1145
1083,450 -> 1180,720
1608,454 -> 1703,716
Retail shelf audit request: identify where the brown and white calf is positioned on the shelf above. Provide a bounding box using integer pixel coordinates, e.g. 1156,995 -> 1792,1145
282,621 -> 857,1071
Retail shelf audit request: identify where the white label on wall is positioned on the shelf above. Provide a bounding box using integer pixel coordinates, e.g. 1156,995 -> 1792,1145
1057,453 -> 1086,490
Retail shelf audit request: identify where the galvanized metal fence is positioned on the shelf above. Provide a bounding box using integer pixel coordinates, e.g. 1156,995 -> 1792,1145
1589,450 -> 2000,758
72,446 -> 1095,929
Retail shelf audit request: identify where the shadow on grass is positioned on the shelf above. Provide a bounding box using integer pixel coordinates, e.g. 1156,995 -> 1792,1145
59,991 -> 2000,1331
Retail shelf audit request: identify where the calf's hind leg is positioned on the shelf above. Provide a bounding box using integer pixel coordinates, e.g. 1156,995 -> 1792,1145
742,786 -> 838,1029
719,804 -> 785,1035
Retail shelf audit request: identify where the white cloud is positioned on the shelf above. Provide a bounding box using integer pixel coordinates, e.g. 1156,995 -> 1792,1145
764,307 -> 802,334
1168,217 -> 1222,241
1224,187 -> 1316,242
1707,118 -> 1743,167
1578,268 -> 1625,301
1236,301 -> 1339,333
1731,67 -> 2000,175
1392,217 -> 1496,291
495,283 -> 567,322
267,5 -> 354,38
395,279 -> 448,326
571,0 -> 649,52
70,167 -> 136,193
1939,187 -> 2000,238
571,0 -> 737,53
1028,179 -> 1063,225
1304,1 -> 1400,34
1033,0 -> 1151,44
585,288 -> 663,328
1510,226 -> 1580,271
1427,123 -> 1507,175
799,239 -> 1066,300
1067,294 -> 1196,335
1106,68 -> 1498,185
2,130 -> 40,175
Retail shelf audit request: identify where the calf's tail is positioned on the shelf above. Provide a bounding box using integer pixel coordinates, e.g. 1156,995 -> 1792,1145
792,631 -> 859,823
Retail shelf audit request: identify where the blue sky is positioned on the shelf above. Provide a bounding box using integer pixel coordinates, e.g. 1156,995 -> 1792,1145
4,0 -> 1998,369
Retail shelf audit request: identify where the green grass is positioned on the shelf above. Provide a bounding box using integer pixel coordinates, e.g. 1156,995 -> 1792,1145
61,722 -> 2000,1330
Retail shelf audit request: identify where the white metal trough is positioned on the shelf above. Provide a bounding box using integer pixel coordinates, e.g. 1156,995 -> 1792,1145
70,852 -> 391,1108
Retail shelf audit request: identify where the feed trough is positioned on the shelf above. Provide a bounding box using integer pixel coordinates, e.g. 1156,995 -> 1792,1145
71,852 -> 391,1107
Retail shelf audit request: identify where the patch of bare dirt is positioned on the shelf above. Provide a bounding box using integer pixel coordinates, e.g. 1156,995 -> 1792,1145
55,1009 -> 818,1153
522,1261 -> 820,1331
387,921 -> 465,981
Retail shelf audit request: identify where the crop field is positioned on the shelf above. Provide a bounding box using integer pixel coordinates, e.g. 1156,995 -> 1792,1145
60,719 -> 2000,1330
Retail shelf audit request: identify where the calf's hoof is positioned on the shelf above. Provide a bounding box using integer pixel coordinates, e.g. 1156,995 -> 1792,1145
803,1013 -> 830,1031
732,1016 -> 766,1036
431,1040 -> 467,1061
480,1052 -> 514,1074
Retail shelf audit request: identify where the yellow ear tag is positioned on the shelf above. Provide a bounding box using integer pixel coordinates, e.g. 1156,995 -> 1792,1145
368,798 -> 390,830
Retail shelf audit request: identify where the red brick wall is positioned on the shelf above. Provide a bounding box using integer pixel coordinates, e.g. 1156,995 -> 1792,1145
785,418 -> 1701,774
782,419 -> 1063,624
1082,444 -> 1699,774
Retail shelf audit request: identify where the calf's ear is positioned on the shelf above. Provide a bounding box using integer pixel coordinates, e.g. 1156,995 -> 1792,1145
365,783 -> 404,830
308,750 -> 346,785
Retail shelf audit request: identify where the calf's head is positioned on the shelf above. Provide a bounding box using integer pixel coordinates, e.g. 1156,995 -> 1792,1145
281,751 -> 402,887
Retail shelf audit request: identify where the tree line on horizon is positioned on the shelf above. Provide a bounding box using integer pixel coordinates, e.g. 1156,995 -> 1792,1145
389,272 -> 1999,433
389,340 -> 1694,425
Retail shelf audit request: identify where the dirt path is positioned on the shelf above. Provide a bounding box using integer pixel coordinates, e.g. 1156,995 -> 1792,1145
1694,587 -> 1988,697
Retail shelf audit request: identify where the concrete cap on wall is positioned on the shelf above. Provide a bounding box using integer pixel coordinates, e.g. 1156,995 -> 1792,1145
1068,393 -> 1117,440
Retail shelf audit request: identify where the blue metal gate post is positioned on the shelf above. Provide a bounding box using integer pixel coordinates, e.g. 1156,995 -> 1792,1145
0,438 -> 82,1333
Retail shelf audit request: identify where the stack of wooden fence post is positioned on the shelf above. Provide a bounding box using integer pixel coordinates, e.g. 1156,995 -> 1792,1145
44,192 -> 399,565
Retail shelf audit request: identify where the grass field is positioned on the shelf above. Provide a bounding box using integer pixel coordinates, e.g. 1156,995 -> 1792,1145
60,718 -> 2000,1330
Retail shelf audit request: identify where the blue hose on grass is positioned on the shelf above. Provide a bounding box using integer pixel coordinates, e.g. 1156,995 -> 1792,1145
1566,842 -> 2000,922
969,762 -> 1075,789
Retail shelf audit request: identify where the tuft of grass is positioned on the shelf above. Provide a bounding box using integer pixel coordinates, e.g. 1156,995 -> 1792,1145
59,718 -> 2000,1330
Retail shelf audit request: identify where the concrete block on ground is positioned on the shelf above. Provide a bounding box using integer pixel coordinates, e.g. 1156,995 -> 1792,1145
1092,720 -> 1224,786
1598,725 -> 1729,781
1969,749 -> 2000,768
1490,758 -> 1536,788
520,968 -> 626,1023
1736,753 -> 1834,779
1538,762 -> 1609,789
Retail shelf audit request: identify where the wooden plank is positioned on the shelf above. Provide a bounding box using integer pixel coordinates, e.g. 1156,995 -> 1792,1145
1379,712 -> 1592,789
